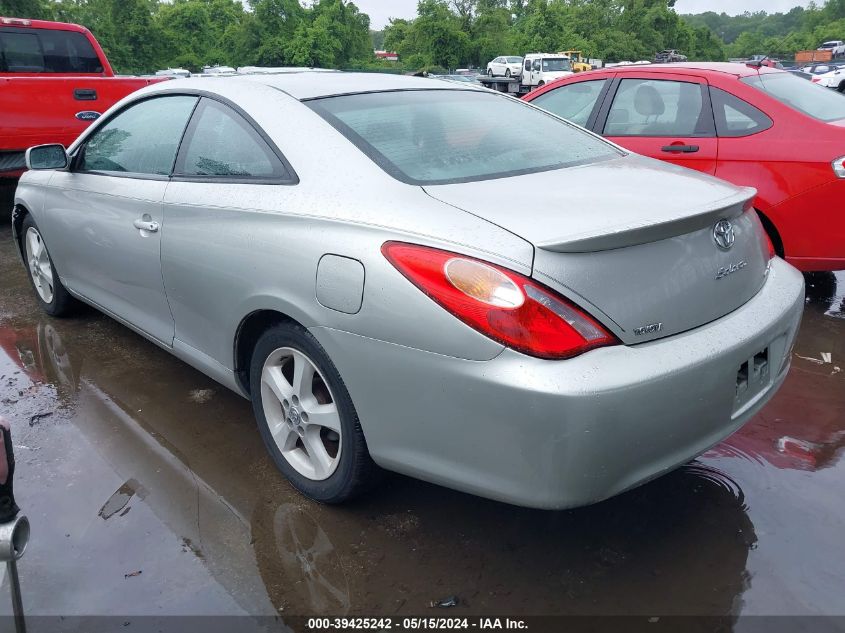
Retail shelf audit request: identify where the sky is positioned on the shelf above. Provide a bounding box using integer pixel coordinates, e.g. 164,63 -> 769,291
357,0 -> 816,30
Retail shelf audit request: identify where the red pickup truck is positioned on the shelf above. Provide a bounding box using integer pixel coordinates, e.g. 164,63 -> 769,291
0,16 -> 167,182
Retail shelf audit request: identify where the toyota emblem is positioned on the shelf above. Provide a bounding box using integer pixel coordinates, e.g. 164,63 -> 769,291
713,219 -> 735,250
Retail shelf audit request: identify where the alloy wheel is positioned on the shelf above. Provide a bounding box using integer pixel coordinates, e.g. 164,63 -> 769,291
260,347 -> 342,481
25,227 -> 54,304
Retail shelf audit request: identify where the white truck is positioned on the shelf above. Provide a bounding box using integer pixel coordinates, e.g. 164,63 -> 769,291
478,52 -> 574,95
818,41 -> 845,58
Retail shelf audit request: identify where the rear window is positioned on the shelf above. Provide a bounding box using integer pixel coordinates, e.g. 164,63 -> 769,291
307,89 -> 620,185
742,72 -> 845,122
506,57 -> 522,63
0,28 -> 103,73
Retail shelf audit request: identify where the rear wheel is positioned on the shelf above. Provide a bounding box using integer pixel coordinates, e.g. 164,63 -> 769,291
249,322 -> 377,503
838,81 -> 845,93
20,215 -> 77,317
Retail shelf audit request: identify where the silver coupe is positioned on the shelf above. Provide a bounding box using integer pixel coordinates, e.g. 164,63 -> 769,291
13,73 -> 804,508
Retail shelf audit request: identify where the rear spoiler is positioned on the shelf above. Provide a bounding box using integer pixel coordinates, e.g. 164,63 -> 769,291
535,187 -> 756,253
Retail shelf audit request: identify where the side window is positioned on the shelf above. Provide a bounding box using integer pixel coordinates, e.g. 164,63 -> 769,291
533,60 -> 541,72
78,96 -> 198,175
0,31 -> 43,72
175,98 -> 290,180
39,30 -> 103,73
524,59 -> 531,72
0,28 -> 103,73
710,87 -> 772,137
604,78 -> 713,137
531,79 -> 607,128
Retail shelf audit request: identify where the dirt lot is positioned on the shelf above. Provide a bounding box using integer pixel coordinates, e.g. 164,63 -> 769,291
0,216 -> 843,626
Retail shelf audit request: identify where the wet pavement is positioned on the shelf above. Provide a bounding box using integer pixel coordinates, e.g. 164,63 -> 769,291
0,216 -> 843,625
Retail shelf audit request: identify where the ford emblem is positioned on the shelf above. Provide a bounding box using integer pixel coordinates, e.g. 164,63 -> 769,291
75,111 -> 101,121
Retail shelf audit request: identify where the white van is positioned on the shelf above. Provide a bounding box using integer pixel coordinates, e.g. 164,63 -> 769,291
522,53 -> 574,88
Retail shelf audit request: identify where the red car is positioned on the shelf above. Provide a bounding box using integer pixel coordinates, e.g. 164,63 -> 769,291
0,16 -> 166,181
524,62 -> 845,272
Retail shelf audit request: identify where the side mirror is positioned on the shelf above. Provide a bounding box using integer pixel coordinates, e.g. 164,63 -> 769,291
25,144 -> 69,171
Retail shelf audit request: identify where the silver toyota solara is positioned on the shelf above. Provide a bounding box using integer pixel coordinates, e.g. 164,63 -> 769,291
13,73 -> 804,509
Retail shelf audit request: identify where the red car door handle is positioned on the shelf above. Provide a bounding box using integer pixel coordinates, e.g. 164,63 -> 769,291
661,144 -> 699,153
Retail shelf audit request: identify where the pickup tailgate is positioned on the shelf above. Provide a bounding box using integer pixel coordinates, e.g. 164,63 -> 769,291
0,76 -> 165,168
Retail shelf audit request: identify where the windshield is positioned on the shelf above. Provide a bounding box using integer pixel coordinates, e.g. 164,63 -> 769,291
743,72 -> 845,122
308,89 -> 620,185
542,58 -> 571,72
506,57 -> 522,63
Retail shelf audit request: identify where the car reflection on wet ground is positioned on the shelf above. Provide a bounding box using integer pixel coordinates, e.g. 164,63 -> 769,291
0,217 -> 843,623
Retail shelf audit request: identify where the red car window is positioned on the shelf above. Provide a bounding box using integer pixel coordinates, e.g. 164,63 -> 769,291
603,78 -> 714,138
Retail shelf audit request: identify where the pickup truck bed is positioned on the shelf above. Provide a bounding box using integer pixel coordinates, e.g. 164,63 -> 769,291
1,17 -> 167,178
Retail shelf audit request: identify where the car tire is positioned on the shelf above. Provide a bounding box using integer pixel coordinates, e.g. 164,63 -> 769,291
838,81 -> 845,93
249,322 -> 378,504
538,81 -> 545,87
20,215 -> 77,317
505,68 -> 511,78
487,68 -> 494,77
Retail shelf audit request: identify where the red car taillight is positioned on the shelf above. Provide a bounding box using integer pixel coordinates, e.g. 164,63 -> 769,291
382,242 -> 617,360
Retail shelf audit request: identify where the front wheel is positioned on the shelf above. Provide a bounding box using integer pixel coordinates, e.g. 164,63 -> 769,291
838,82 -> 845,93
505,68 -> 511,78
20,215 -> 77,317
538,81 -> 545,87
249,322 -> 378,503
487,68 -> 494,77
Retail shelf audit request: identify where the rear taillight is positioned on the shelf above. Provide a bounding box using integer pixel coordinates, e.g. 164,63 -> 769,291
382,242 -> 617,359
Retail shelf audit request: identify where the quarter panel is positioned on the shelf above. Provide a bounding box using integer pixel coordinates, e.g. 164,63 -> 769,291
160,182 -> 522,369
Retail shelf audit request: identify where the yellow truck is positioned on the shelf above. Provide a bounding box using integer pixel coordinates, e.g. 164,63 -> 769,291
558,50 -> 592,72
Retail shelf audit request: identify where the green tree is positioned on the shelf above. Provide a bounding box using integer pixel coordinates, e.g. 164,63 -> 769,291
0,0 -> 50,18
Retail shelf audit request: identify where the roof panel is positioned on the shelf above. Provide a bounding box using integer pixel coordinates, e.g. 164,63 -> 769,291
239,71 -> 466,100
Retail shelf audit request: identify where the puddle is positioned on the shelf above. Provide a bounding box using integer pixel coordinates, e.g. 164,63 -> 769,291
0,224 -> 843,619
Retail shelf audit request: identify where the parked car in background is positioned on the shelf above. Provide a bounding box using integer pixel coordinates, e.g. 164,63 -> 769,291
12,72 -> 803,508
811,67 -> 845,91
0,16 -> 167,180
800,62 -> 845,75
430,74 -> 482,85
654,49 -> 687,63
202,65 -> 237,75
788,69 -> 814,80
155,68 -> 191,78
524,63 -> 845,271
486,56 -> 523,78
818,40 -> 845,58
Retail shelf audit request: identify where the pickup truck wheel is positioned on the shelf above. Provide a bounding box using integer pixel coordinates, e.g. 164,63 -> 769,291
250,322 -> 378,503
20,216 -> 77,317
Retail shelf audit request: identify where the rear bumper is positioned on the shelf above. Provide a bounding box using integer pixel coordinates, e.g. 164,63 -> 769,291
312,258 -> 805,509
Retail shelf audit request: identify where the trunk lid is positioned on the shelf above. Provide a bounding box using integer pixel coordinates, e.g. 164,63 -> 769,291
424,155 -> 770,344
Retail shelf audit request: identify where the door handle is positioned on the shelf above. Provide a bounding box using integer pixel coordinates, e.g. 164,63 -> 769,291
133,219 -> 160,233
661,144 -> 700,153
74,88 -> 98,101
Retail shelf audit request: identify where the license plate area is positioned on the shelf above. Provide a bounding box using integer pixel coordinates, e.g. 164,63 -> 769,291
734,346 -> 771,411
